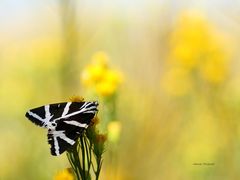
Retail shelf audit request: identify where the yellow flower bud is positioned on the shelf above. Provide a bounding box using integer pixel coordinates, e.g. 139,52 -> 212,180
108,121 -> 122,143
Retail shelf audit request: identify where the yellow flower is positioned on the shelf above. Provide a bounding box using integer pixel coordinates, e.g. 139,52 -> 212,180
107,121 -> 122,143
169,11 -> 210,69
69,96 -> 84,102
81,64 -> 106,86
199,55 -> 228,84
81,52 -> 123,97
95,70 -> 123,96
96,80 -> 117,96
104,70 -> 123,85
54,169 -> 74,180
81,52 -> 109,86
170,43 -> 199,69
164,9 -> 231,93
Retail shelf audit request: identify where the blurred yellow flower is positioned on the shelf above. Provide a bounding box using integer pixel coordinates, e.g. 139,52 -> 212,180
95,70 -> 123,96
81,65 -> 106,86
54,169 -> 74,180
163,10 -> 231,96
107,121 -> 122,143
171,44 -> 198,69
199,55 -> 228,84
96,79 -> 117,96
81,51 -> 123,97
104,70 -> 123,85
169,11 -> 210,69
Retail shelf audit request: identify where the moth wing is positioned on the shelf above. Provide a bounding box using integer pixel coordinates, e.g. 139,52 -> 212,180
47,101 -> 99,155
26,101 -> 99,155
49,116 -> 93,156
55,101 -> 98,131
47,129 -> 83,156
25,103 -> 66,128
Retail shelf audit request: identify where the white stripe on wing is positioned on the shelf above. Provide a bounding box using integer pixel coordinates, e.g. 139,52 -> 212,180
63,120 -> 88,128
62,102 -> 72,117
53,136 -> 60,156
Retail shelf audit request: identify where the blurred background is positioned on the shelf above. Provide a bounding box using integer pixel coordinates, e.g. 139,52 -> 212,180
1,0 -> 240,179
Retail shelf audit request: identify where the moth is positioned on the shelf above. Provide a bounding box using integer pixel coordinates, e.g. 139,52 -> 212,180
25,101 -> 98,156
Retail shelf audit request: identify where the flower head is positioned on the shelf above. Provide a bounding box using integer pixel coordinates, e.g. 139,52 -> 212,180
69,96 -> 84,102
54,168 -> 74,180
81,51 -> 123,97
90,116 -> 100,127
162,10 -> 231,96
95,70 -> 123,96
94,134 -> 107,157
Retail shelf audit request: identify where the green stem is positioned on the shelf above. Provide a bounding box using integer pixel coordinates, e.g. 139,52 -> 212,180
66,128 -> 105,180
67,140 -> 83,180
80,136 -> 86,179
84,135 -> 91,178
67,150 -> 81,179
95,158 -> 102,180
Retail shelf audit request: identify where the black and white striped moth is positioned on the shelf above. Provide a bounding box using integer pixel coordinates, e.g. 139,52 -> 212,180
25,101 -> 98,156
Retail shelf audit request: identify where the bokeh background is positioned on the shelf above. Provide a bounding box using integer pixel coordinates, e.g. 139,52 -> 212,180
1,0 -> 240,179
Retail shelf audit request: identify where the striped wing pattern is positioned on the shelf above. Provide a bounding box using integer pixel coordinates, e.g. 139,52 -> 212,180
25,101 -> 98,156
